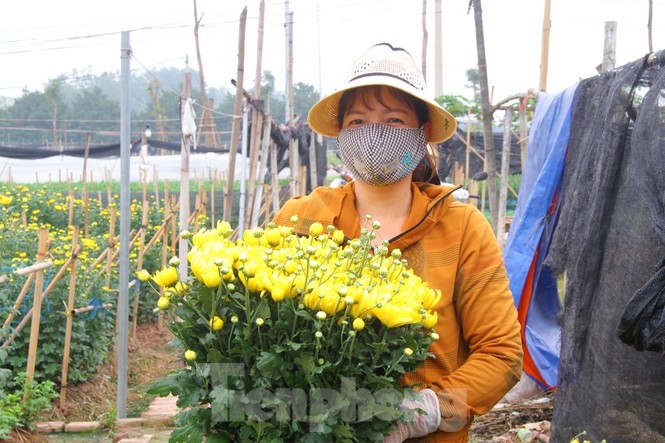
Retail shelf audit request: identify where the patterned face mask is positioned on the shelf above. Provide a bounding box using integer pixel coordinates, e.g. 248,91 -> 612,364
337,123 -> 427,186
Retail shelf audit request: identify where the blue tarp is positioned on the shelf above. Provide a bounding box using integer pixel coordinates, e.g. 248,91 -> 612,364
503,84 -> 579,389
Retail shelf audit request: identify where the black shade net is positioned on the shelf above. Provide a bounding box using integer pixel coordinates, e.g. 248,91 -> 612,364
545,52 -> 665,442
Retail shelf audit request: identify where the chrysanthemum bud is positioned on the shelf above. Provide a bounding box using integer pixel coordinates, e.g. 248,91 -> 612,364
431,332 -> 440,341
352,318 -> 365,331
309,222 -> 324,237
372,220 -> 381,230
169,256 -> 180,267
315,331 -> 323,339
157,296 -> 170,310
316,311 -> 327,320
184,350 -> 197,361
137,269 -> 151,282
255,318 -> 265,326
180,230 -> 191,239
403,348 -> 414,356
210,316 -> 224,331
231,315 -> 239,323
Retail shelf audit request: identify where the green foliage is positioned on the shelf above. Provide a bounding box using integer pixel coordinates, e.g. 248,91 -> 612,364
435,94 -> 480,118
0,372 -> 58,438
0,182 -> 179,387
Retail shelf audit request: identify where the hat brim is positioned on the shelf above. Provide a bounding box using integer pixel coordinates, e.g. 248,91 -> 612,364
308,75 -> 457,143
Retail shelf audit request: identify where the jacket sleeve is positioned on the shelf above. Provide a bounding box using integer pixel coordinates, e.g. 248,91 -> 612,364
429,206 -> 523,422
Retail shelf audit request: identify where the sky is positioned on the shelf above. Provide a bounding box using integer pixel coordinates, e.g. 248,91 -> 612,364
0,0 -> 663,104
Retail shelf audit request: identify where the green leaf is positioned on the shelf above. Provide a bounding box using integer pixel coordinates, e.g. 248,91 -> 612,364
147,376 -> 180,397
256,351 -> 286,379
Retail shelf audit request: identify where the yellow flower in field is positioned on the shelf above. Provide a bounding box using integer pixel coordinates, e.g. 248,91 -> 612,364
152,266 -> 178,287
157,296 -> 170,310
210,316 -> 224,331
0,195 -> 12,206
352,318 -> 365,331
137,269 -> 151,282
174,282 -> 188,295
184,350 -> 197,361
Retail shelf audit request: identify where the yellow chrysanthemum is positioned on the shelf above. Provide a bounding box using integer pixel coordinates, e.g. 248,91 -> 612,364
152,266 -> 179,287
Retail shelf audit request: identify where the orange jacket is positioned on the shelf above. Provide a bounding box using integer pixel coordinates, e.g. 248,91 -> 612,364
273,182 -> 523,442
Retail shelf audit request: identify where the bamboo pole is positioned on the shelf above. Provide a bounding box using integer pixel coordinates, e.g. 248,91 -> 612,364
0,262 -> 52,285
82,132 -> 91,193
497,109 -> 513,249
225,7 -> 248,221
83,190 -> 89,237
68,179 -> 75,226
25,228 -> 49,388
465,109 -> 471,180
251,114 -> 273,227
245,0 -> 265,230
539,0 -> 552,91
131,202 -> 149,338
71,303 -> 114,315
60,226 -> 79,407
105,209 -> 117,288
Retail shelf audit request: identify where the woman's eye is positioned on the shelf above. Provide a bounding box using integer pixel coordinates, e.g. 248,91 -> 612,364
387,117 -> 405,124
347,119 -> 363,126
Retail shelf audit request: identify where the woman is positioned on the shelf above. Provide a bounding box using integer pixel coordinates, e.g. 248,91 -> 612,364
273,42 -> 522,443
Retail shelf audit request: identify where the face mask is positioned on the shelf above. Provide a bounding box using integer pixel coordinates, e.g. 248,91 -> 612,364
336,124 -> 427,186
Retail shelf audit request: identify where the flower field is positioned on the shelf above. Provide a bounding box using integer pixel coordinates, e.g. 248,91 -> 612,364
0,182 -> 211,437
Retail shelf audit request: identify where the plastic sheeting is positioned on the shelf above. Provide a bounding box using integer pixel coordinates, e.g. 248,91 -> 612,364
503,84 -> 578,390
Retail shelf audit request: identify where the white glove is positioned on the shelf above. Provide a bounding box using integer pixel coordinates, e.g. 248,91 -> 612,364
383,388 -> 441,442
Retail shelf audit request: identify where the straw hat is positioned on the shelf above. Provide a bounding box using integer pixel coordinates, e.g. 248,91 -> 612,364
308,43 -> 457,143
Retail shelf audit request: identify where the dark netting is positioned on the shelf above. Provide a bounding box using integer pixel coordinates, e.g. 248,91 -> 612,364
546,53 -> 665,442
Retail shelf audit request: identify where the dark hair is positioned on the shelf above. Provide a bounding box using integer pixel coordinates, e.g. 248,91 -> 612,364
337,85 -> 429,129
337,85 -> 439,184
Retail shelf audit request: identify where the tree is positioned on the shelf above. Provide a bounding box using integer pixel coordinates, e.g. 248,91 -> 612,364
436,94 -> 479,118
472,0 -> 500,232
293,82 -> 320,120
67,87 -> 119,144
465,68 -> 480,102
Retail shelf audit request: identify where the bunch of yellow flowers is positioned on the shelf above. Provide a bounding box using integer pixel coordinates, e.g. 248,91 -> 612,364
146,218 -> 441,442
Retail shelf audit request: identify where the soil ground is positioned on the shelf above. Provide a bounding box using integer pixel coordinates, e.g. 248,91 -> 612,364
10,322 -> 553,442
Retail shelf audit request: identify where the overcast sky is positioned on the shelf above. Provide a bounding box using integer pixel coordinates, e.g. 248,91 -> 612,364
0,0 -> 662,103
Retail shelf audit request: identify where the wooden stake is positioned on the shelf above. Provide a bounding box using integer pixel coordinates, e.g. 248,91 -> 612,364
25,228 -> 49,388
131,203 -> 149,338
60,226 -> 79,407
224,7 -> 248,221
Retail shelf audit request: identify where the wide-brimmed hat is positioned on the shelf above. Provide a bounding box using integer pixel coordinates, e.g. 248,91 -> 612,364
308,43 -> 457,143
